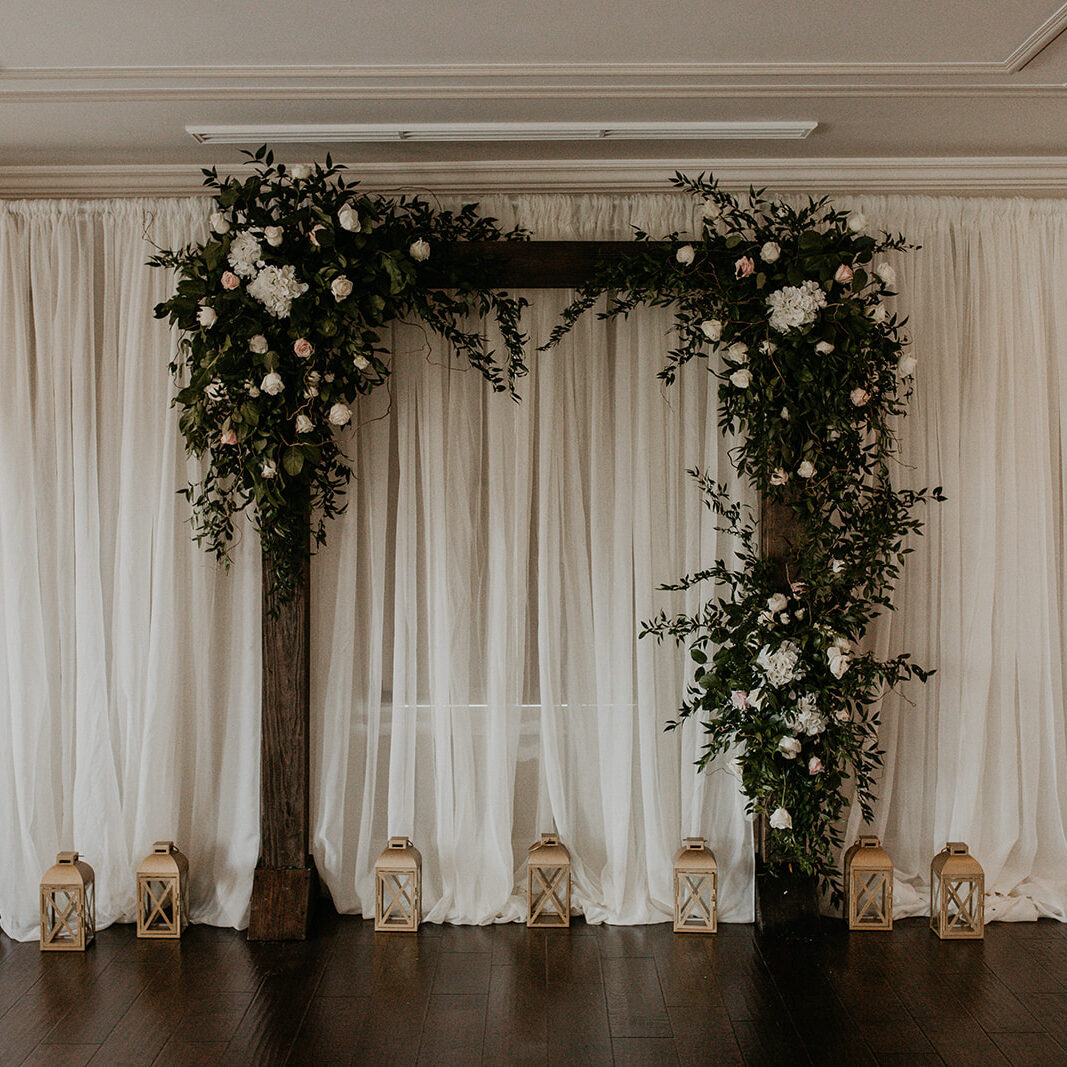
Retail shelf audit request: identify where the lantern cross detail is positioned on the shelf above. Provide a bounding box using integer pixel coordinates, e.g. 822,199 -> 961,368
944,881 -> 978,931
142,880 -> 175,930
854,873 -> 888,924
530,867 -> 567,923
677,875 -> 713,925
379,875 -> 416,927
44,891 -> 78,943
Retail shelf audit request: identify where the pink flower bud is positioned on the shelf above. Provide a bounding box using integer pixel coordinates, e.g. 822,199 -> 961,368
293,338 -> 314,360
219,428 -> 237,446
808,757 -> 824,775
221,271 -> 240,290
835,264 -> 854,285
734,255 -> 756,278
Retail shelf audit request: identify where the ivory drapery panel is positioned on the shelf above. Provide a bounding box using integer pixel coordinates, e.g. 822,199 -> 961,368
1,192 -> 1066,939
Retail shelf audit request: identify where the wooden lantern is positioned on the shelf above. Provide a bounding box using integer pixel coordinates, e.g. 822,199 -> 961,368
40,852 -> 95,952
527,833 -> 571,928
374,837 -> 421,932
136,841 -> 189,939
930,841 -> 984,940
844,835 -> 893,931
673,837 -> 717,933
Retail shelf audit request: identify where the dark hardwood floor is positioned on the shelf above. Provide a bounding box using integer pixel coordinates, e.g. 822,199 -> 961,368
2,908 -> 1066,1065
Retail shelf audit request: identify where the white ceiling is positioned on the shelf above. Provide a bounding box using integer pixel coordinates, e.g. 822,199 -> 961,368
4,1 -> 1067,194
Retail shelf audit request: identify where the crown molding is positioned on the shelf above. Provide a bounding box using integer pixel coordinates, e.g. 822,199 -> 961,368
1004,2 -> 1067,71
3,157 -> 1067,199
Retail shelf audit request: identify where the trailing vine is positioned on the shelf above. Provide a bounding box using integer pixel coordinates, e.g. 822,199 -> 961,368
544,173 -> 943,900
151,147 -> 529,600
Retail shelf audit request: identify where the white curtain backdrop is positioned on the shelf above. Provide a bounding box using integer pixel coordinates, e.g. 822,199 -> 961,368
2,191 -> 1066,940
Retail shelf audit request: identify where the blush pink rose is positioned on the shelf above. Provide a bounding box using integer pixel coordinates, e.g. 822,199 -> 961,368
221,271 -> 240,290
730,690 -> 749,710
850,387 -> 871,407
808,757 -> 824,775
293,338 -> 314,360
309,224 -> 325,247
735,255 -> 756,278
770,468 -> 789,486
790,580 -> 808,597
219,428 -> 237,446
834,264 -> 854,285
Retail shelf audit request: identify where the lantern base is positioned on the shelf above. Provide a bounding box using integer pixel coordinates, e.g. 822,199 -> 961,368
248,864 -> 318,941
754,864 -> 821,939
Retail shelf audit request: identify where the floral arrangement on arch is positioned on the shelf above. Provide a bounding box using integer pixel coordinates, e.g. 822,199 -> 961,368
545,174 -> 943,899
150,147 -> 528,600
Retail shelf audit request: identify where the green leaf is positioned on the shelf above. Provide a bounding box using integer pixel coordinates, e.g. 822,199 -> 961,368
283,447 -> 304,477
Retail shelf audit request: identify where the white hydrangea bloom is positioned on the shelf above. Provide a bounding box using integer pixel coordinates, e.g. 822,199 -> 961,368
247,264 -> 309,319
766,280 -> 827,334
757,640 -> 801,688
227,231 -> 263,279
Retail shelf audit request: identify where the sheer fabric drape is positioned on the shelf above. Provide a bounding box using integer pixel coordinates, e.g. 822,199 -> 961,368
3,191 -> 1067,940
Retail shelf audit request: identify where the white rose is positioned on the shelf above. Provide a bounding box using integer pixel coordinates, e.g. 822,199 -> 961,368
353,354 -> 371,371
331,275 -> 353,301
261,460 -> 277,479
204,378 -> 225,403
338,206 -> 361,232
700,319 -> 722,342
209,211 -> 230,234
409,238 -> 431,262
747,689 -> 765,710
828,649 -> 851,678
769,807 -> 793,830
249,334 -> 269,354
831,635 -> 852,653
700,198 -> 721,221
898,355 -> 917,377
727,342 -> 748,363
760,241 -> 781,263
875,262 -> 897,287
759,340 -> 778,356
847,211 -> 867,233
778,736 -> 802,759
780,407 -> 790,421
329,402 -> 352,427
288,164 -> 312,180
767,593 -> 788,613
730,368 -> 752,388
295,414 -> 314,434
247,383 -> 260,398
197,306 -> 217,329
261,372 -> 284,395
675,244 -> 696,265
263,226 -> 284,247
797,460 -> 815,479
815,341 -> 835,355
830,558 -> 846,574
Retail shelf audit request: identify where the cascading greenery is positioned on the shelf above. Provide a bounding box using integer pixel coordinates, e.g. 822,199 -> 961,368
544,173 -> 943,900
151,147 -> 529,601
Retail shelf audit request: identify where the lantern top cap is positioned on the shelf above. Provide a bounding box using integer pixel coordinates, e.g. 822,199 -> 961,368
138,842 -> 188,878
674,838 -> 717,871
931,840 -> 983,879
529,833 -> 569,864
42,852 -> 94,887
846,835 -> 891,870
375,837 -> 421,871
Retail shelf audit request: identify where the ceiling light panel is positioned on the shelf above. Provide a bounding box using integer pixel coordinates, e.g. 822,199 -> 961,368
187,121 -> 818,144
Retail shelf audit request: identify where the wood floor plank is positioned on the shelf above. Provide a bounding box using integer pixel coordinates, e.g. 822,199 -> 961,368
601,956 -> 672,1039
287,995 -> 368,1066
416,993 -> 487,1064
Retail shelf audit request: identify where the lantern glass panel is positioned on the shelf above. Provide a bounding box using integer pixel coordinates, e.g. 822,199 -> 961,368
851,871 -> 891,927
674,872 -> 716,932
376,871 -> 419,930
139,878 -> 178,935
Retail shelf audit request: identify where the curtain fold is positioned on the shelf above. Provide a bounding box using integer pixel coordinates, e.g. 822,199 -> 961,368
3,191 -> 1067,940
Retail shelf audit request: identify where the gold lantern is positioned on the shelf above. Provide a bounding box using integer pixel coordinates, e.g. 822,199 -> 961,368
40,852 -> 95,952
673,837 -> 717,933
930,841 -> 984,940
374,837 -> 422,932
527,833 -> 570,928
136,841 -> 189,939
844,835 -> 893,931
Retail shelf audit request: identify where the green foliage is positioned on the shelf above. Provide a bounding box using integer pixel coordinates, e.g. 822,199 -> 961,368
150,148 -> 529,601
545,173 -> 943,901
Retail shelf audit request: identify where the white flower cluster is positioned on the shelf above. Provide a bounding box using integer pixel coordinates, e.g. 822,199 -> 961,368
790,694 -> 828,736
766,280 -> 827,334
247,264 -> 309,319
227,231 -> 263,279
757,640 -> 801,688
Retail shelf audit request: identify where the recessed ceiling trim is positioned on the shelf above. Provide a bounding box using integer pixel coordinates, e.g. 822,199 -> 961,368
3,157 -> 1067,199
186,121 -> 819,145
1004,2 -> 1067,71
